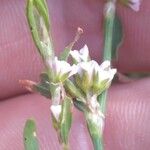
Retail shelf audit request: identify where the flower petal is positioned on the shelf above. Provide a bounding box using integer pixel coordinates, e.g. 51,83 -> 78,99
70,45 -> 90,63
50,105 -> 62,121
79,45 -> 89,61
128,0 -> 141,11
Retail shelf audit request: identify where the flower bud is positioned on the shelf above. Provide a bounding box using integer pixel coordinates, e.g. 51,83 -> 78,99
92,61 -> 116,95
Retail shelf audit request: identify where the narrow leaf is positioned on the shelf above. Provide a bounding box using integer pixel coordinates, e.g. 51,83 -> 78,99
111,13 -> 123,60
40,72 -> 49,82
73,99 -> 88,112
33,0 -> 49,30
60,96 -> 72,144
24,119 -> 39,150
26,0 -> 54,59
64,79 -> 85,101
98,90 -> 107,113
34,83 -> 51,98
34,72 -> 51,98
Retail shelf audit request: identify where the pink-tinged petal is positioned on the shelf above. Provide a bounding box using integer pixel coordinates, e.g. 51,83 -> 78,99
79,45 -> 89,61
109,69 -> 117,79
70,45 -> 90,63
100,60 -> 111,70
128,0 -> 141,11
98,69 -> 111,81
69,64 -> 78,77
70,50 -> 81,62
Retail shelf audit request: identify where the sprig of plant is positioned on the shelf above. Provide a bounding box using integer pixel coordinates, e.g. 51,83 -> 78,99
26,0 -> 54,60
97,0 -> 141,149
22,0 -> 142,150
25,0 -> 76,149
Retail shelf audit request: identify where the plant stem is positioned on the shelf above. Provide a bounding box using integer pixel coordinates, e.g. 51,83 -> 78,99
84,111 -> 104,150
98,91 -> 107,113
91,133 -> 103,150
62,143 -> 69,150
103,1 -> 116,61
100,1 -> 116,113
97,1 -> 116,150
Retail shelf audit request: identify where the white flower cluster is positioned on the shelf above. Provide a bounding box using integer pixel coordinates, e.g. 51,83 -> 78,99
70,45 -> 117,96
49,45 -> 116,121
46,45 -> 116,96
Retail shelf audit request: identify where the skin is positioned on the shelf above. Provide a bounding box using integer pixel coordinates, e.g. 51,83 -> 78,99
0,0 -> 150,149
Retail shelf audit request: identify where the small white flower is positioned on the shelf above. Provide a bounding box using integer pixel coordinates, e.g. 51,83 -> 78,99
70,45 -> 90,63
92,60 -> 116,94
128,0 -> 141,11
50,105 -> 62,121
75,60 -> 116,95
97,60 -> 117,84
75,60 -> 97,93
46,57 -> 77,82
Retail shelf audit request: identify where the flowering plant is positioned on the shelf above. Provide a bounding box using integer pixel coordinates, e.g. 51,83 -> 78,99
21,0 -> 142,150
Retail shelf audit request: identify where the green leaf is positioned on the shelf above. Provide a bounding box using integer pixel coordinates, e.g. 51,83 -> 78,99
98,90 -> 107,113
33,0 -> 49,30
111,13 -> 123,60
64,79 -> 85,101
26,0 -> 54,59
73,99 -> 88,112
60,96 -> 72,144
24,119 -> 39,150
34,72 -> 51,98
35,83 -> 51,98
40,72 -> 49,83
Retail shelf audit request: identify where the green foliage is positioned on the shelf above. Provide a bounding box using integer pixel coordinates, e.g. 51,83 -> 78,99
111,13 -> 123,60
34,72 -> 51,98
98,91 -> 107,113
26,0 -> 54,60
60,97 -> 72,144
64,79 -> 85,101
73,99 -> 88,112
24,119 -> 39,150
